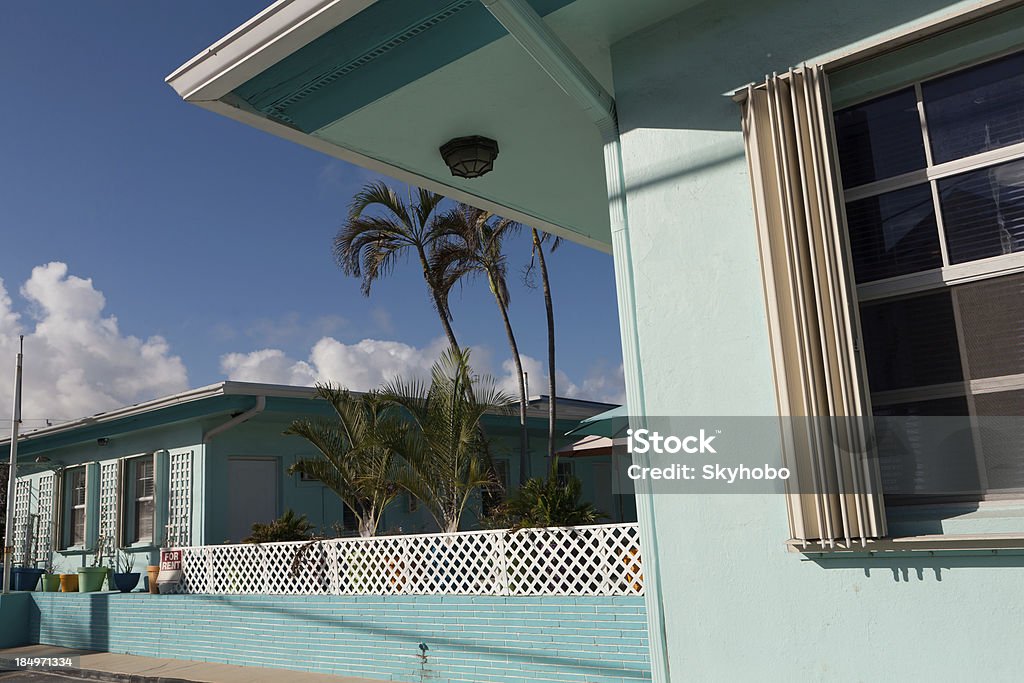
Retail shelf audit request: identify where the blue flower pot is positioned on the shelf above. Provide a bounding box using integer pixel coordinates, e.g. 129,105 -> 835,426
12,567 -> 44,591
112,572 -> 141,593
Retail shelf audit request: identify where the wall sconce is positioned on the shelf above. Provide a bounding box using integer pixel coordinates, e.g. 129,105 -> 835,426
439,136 -> 499,178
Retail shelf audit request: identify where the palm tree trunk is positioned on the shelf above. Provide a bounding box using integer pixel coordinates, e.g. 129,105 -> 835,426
491,282 -> 530,484
532,229 -> 557,478
416,247 -> 462,352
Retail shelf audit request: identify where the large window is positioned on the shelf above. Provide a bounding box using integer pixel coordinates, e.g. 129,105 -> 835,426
124,455 -> 155,544
65,468 -> 87,549
834,50 -> 1024,501
131,456 -> 154,548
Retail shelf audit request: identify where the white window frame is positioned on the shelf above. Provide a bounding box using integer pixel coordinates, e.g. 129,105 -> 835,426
123,454 -> 156,546
61,466 -> 88,551
833,49 -> 1024,502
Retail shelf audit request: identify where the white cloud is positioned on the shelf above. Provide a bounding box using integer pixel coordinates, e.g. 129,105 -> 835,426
0,263 -> 189,433
223,339 -> 625,405
221,337 -> 450,391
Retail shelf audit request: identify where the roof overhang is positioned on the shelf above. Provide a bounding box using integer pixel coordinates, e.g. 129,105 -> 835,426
168,0 -> 703,251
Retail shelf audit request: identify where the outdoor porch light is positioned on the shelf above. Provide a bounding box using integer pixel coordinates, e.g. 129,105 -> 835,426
439,136 -> 499,178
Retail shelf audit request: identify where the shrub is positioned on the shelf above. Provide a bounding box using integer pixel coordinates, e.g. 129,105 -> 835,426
244,509 -> 314,543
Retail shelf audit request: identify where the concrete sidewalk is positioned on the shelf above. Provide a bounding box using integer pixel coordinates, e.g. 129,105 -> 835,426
0,645 -> 393,683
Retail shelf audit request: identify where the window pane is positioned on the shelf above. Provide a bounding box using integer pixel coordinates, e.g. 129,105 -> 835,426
834,88 -> 927,188
72,508 -> 86,547
955,273 -> 1024,379
860,290 -> 963,392
923,51 -> 1024,164
136,459 -> 154,498
938,158 -> 1024,264
71,470 -> 86,506
874,398 -> 980,497
135,499 -> 154,543
973,391 -> 1024,493
846,184 -> 941,282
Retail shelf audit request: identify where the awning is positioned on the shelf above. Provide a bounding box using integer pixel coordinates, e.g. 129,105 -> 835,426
565,405 -> 628,437
556,435 -> 626,458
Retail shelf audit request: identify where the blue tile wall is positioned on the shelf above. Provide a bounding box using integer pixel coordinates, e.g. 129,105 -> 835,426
26,593 -> 650,683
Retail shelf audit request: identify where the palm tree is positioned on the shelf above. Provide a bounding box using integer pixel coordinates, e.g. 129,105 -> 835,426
285,385 -> 404,537
432,204 -> 530,484
381,347 -> 514,533
525,228 -> 561,476
334,181 -> 461,351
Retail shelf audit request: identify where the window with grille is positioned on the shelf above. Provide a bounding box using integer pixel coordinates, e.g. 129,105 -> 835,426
556,460 -> 574,486
124,455 -> 155,544
833,50 -> 1024,502
65,467 -> 87,549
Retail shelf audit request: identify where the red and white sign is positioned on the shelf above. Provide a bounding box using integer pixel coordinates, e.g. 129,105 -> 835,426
157,549 -> 183,592
160,549 -> 182,571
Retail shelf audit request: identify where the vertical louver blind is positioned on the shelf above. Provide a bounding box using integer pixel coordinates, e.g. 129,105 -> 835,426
740,66 -> 887,547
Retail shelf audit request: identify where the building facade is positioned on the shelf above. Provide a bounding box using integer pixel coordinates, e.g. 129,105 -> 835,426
5,381 -> 621,573
165,1 -> 1024,679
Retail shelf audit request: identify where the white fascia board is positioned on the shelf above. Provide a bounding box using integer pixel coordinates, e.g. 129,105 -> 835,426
194,98 -> 613,253
166,0 -> 376,102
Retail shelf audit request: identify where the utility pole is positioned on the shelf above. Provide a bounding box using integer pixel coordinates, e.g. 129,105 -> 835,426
2,336 -> 24,594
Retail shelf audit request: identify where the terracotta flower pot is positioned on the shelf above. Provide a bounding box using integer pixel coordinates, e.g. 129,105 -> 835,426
147,565 -> 160,594
59,574 -> 79,592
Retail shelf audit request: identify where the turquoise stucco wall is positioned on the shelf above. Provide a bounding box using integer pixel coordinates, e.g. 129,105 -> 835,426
608,0 -> 1024,680
26,592 -> 650,683
14,422 -> 203,574
202,410 -> 626,542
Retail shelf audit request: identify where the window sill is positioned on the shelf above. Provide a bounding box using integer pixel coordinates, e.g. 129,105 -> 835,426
788,500 -> 1024,555
789,532 -> 1024,556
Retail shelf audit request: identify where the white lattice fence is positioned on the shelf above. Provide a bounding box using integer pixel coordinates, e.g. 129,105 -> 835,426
99,462 -> 118,547
172,523 -> 643,597
11,479 -> 31,565
168,450 -> 193,546
35,473 -> 54,563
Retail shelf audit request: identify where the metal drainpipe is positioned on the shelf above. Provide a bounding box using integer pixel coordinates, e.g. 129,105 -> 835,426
202,395 -> 266,444
477,3 -> 669,681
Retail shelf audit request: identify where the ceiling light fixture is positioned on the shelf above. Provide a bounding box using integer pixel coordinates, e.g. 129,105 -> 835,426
439,136 -> 499,178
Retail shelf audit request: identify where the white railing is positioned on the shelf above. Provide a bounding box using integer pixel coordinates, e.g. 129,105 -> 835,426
171,523 -> 643,596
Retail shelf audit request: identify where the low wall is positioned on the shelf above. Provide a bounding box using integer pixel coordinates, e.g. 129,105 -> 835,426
0,593 -> 31,648
27,592 -> 651,683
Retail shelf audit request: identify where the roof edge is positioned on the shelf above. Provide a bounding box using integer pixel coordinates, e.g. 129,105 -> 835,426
166,0 -> 377,102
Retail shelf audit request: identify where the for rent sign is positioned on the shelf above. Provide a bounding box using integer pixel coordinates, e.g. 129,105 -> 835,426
157,549 -> 183,593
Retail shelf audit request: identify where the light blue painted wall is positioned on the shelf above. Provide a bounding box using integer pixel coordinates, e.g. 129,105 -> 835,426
27,593 -> 650,683
608,0 -> 1024,679
15,422 -> 202,574
0,593 -> 31,648
202,411 -> 628,542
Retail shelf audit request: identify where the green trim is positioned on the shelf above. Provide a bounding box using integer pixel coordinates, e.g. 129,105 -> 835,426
232,0 -> 574,133
8,395 -> 253,460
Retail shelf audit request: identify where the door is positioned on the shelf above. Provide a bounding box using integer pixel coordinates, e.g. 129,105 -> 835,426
227,457 -> 279,542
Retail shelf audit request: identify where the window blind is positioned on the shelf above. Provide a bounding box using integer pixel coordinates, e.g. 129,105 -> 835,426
740,66 -> 887,547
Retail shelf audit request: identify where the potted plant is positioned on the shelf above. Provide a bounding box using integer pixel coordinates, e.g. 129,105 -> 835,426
111,548 -> 140,593
41,561 -> 61,592
78,535 -> 110,593
11,565 -> 44,591
58,573 -> 79,592
145,564 -> 160,594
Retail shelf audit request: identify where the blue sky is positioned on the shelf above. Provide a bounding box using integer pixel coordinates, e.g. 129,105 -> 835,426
0,1 -> 623,427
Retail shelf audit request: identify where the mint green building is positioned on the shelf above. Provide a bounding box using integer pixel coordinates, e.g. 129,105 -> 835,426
4,381 -> 619,574
166,0 -> 1024,679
